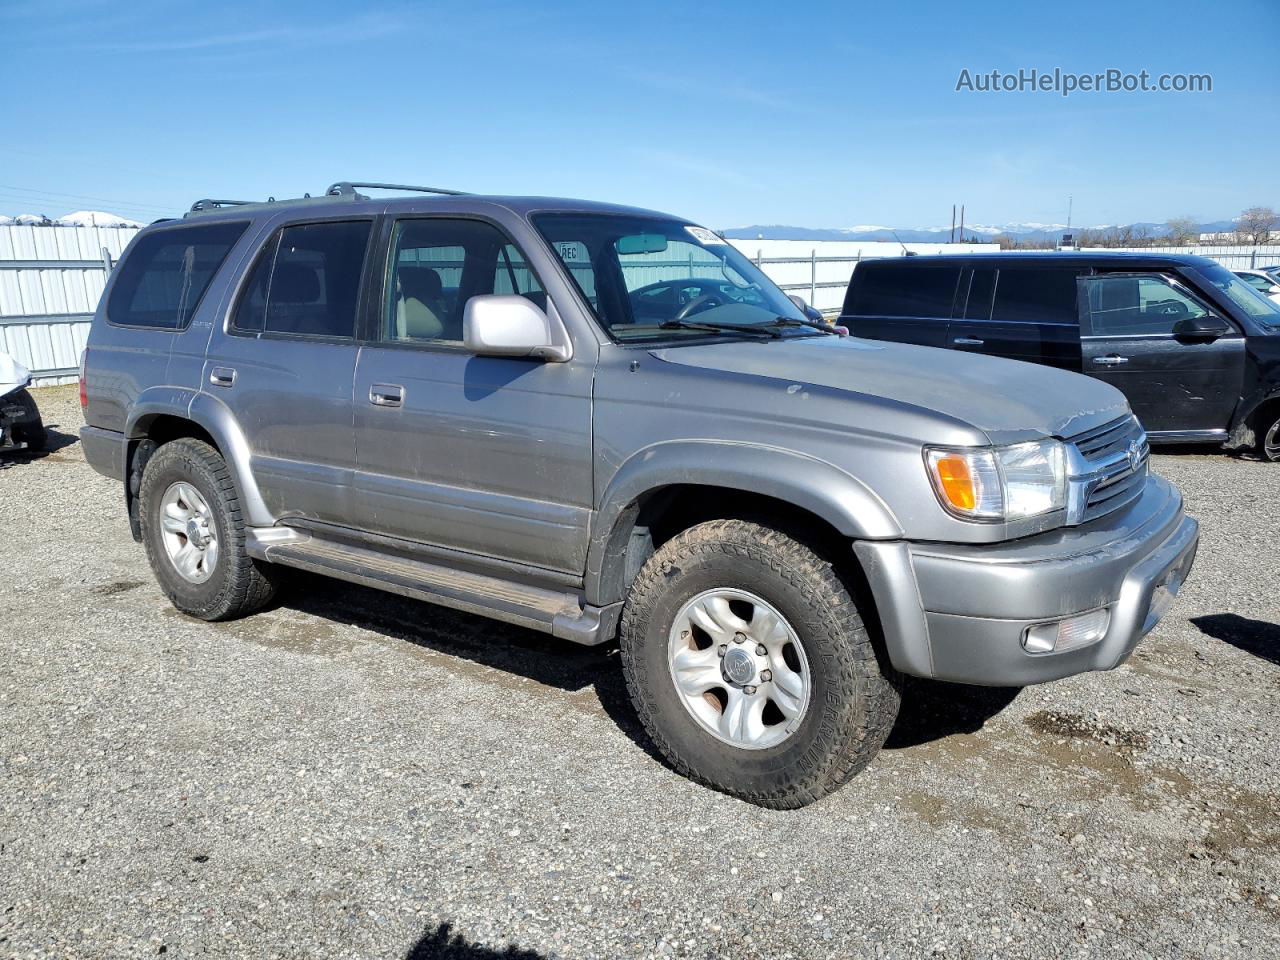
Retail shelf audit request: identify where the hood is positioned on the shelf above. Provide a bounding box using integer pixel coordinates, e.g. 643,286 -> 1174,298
0,352 -> 31,395
649,335 -> 1129,443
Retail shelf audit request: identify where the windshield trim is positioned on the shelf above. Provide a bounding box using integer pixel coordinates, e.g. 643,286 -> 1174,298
529,211 -> 809,347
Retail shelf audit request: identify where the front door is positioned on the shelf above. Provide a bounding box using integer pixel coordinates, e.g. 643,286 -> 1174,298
203,218 -> 372,522
352,216 -> 595,575
1079,272 -> 1246,434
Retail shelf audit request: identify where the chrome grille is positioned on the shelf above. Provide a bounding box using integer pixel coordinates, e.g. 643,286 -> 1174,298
1065,415 -> 1150,524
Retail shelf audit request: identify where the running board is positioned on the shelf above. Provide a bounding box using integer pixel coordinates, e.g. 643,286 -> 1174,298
248,530 -> 619,646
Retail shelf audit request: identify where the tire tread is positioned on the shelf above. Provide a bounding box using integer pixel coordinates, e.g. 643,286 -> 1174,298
619,518 -> 900,809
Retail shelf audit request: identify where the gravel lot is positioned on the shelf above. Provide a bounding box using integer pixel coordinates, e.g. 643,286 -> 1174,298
2,385 -> 1277,959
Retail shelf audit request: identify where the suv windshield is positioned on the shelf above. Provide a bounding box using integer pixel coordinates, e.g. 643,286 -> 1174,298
534,214 -> 808,341
1196,263 -> 1280,326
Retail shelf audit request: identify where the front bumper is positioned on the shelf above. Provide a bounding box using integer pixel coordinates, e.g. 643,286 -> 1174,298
855,475 -> 1198,686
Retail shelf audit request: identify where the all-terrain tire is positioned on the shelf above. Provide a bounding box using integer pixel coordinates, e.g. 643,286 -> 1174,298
619,519 -> 901,808
138,438 -> 278,621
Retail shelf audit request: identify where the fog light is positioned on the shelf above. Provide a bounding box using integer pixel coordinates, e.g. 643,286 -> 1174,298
1021,608 -> 1110,655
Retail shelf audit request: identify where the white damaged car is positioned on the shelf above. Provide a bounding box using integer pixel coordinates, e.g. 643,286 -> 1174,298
0,351 -> 46,454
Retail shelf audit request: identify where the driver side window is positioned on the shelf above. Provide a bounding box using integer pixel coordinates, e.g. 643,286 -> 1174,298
1084,274 -> 1210,337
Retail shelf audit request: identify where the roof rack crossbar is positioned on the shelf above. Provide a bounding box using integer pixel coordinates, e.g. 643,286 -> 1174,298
326,181 -> 469,198
189,198 -> 255,213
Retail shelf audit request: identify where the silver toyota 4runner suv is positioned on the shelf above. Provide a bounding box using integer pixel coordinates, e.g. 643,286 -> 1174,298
80,182 -> 1199,808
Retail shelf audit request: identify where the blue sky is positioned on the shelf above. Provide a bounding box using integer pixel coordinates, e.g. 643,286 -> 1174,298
1,0 -> 1276,230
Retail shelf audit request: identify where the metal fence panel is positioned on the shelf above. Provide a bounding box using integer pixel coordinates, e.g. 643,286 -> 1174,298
0,224 -> 137,383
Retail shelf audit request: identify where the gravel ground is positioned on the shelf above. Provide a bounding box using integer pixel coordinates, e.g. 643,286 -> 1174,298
1,385 -> 1278,960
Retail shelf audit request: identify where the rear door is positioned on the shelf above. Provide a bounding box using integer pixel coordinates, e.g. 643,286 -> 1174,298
947,265 -> 1083,371
1079,272 -> 1246,433
202,217 -> 371,522
840,262 -> 959,348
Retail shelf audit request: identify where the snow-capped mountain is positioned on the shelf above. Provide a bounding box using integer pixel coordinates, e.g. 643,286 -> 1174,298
0,210 -> 144,228
57,210 -> 144,227
722,218 -> 1232,244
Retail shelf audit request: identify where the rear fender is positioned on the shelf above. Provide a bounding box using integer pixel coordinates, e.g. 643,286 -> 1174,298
125,387 -> 274,527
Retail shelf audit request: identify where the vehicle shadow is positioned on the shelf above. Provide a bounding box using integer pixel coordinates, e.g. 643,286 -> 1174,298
883,679 -> 1021,750
282,574 -> 1017,763
404,921 -> 546,959
1,424 -> 79,464
281,574 -> 662,760
1191,613 -> 1280,667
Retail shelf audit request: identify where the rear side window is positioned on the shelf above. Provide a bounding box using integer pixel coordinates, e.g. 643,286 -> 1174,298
844,264 -> 960,319
107,221 -> 248,329
233,220 -> 372,338
990,268 -> 1080,326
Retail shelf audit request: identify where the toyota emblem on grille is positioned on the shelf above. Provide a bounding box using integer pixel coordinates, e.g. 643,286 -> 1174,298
1127,439 -> 1143,472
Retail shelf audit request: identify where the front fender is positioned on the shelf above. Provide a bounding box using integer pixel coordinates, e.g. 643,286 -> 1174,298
125,387 -> 275,527
584,440 -> 902,606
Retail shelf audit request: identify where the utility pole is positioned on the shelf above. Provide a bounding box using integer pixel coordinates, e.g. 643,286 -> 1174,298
959,205 -> 965,244
950,205 -> 956,244
1067,195 -> 1073,232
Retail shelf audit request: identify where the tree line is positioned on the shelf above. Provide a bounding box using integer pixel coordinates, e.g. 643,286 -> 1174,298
991,206 -> 1279,249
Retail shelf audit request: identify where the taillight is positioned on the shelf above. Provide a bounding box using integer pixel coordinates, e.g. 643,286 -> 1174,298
78,348 -> 88,409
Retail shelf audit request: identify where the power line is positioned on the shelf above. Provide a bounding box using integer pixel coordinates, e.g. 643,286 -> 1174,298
0,183 -> 176,214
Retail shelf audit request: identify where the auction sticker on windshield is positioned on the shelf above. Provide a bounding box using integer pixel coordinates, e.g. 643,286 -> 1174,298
685,226 -> 725,245
556,241 -> 589,262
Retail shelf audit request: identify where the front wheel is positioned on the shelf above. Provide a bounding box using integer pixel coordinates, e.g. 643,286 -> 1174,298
7,388 -> 46,451
1259,409 -> 1280,463
619,519 -> 901,808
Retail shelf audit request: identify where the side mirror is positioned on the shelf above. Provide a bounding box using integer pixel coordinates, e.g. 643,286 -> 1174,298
1172,315 -> 1230,341
463,295 -> 571,362
788,293 -> 825,323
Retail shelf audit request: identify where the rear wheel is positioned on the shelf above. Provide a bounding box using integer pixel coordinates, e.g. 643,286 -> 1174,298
619,519 -> 901,808
138,438 -> 278,620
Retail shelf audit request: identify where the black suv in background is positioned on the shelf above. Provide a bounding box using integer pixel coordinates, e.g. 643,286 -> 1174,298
840,253 -> 1280,461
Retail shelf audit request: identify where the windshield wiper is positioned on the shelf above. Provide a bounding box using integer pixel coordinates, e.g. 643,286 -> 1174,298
658,319 -> 782,338
768,315 -> 848,336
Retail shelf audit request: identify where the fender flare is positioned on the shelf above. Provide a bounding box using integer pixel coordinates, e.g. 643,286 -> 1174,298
1230,387 -> 1280,445
584,440 -> 902,606
125,387 -> 275,527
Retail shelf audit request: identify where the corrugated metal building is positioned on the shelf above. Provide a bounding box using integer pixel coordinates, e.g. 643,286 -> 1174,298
0,224 -> 139,384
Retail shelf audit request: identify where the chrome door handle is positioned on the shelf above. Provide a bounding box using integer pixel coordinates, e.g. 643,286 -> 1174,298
369,383 -> 405,407
953,337 -> 984,346
1092,355 -> 1130,366
209,366 -> 236,387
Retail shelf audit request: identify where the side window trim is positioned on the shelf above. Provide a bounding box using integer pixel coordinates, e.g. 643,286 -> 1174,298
227,215 -> 374,343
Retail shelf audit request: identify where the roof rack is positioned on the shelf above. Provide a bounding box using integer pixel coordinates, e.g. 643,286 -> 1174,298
189,198 -> 257,212
325,181 -> 469,198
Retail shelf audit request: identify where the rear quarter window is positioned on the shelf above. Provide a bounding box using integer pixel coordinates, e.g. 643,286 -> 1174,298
844,263 -> 960,319
107,221 -> 248,329
990,268 -> 1081,326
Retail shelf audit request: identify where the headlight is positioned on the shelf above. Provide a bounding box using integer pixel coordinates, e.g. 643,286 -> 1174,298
924,439 -> 1066,522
